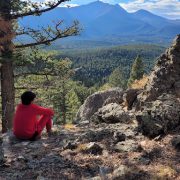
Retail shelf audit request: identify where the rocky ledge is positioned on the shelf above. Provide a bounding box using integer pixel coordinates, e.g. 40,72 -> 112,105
1,122 -> 180,179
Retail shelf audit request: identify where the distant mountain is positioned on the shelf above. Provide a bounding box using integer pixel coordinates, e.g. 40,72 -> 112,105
19,1 -> 180,47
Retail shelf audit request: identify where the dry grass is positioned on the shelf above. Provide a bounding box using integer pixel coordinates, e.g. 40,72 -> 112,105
77,143 -> 89,151
98,83 -> 112,92
64,124 -> 77,130
131,75 -> 149,89
153,165 -> 177,179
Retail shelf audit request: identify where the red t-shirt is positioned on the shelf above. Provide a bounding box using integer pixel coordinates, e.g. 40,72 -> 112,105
13,103 -> 54,139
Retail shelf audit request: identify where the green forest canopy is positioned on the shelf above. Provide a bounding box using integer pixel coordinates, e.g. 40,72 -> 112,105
58,44 -> 165,87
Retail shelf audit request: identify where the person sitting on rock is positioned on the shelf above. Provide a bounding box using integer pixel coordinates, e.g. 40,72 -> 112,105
13,91 -> 54,141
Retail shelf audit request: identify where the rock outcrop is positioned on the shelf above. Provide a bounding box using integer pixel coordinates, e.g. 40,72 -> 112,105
137,35 -> 180,104
76,88 -> 124,121
135,35 -> 180,137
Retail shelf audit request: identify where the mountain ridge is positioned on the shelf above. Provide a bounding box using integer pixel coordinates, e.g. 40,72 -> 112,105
19,1 -> 180,46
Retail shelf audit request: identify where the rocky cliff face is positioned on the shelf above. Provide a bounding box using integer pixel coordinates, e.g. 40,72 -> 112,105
135,35 -> 180,137
137,35 -> 180,104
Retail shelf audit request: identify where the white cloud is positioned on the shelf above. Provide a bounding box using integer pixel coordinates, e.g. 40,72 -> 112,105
119,0 -> 180,19
59,3 -> 79,8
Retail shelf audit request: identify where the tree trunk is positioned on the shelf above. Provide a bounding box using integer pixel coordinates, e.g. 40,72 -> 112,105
0,14 -> 15,133
61,80 -> 66,124
1,55 -> 15,133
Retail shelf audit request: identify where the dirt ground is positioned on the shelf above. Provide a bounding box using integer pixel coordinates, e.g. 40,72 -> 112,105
1,123 -> 180,180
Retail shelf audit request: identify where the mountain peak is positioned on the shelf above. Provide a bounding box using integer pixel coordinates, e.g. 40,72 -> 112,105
138,9 -> 150,13
87,1 -> 109,6
135,9 -> 154,15
133,9 -> 167,21
86,1 -> 127,13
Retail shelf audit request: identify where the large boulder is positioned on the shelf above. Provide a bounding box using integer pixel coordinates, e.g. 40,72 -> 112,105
136,94 -> 180,138
136,35 -> 180,106
93,103 -> 130,124
76,88 -> 124,121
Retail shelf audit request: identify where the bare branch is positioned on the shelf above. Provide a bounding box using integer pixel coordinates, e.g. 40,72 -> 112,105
15,27 -> 39,36
15,87 -> 37,90
15,72 -> 56,77
15,20 -> 80,48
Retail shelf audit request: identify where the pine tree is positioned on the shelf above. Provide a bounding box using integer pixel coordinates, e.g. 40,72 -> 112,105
128,55 -> 144,87
108,67 -> 127,89
0,0 -> 79,132
66,89 -> 81,123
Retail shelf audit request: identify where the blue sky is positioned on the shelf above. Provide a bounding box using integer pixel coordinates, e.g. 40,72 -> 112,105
36,0 -> 180,19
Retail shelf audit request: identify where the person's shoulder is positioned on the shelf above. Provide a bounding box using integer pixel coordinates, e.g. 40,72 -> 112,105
31,103 -> 44,109
16,103 -> 30,111
31,103 -> 39,108
17,103 -> 24,108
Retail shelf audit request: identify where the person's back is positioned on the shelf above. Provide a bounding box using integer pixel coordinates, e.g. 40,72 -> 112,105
13,91 -> 54,140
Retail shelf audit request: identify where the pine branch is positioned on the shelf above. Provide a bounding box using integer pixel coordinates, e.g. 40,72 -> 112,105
11,0 -> 69,19
15,72 -> 57,77
15,20 -> 80,48
15,27 -> 39,36
15,87 -> 37,90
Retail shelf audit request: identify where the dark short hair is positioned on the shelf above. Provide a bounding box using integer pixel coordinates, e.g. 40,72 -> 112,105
21,91 -> 36,105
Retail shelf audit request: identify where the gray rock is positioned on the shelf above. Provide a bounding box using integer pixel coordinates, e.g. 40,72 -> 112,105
29,141 -> 42,149
103,96 -> 124,106
113,132 -> 126,143
2,132 -> 14,158
112,165 -> 131,179
136,94 -> 180,138
94,103 -> 130,124
89,176 -> 102,180
17,155 -> 27,162
77,120 -> 90,126
137,157 -> 151,165
0,136 -> 4,164
37,176 -> 46,180
27,159 -> 40,169
81,142 -> 103,155
171,136 -> 180,149
76,88 -> 124,121
40,154 -> 63,164
63,142 -> 78,150
123,89 -> 142,110
174,81 -> 180,97
114,140 -> 141,153
80,129 -> 114,143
